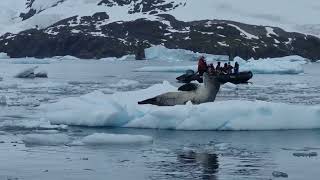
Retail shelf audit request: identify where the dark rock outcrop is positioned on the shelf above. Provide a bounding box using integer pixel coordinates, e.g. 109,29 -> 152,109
1,13 -> 320,60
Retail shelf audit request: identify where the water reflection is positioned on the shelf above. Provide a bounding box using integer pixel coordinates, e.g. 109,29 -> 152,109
177,151 -> 219,180
150,150 -> 219,180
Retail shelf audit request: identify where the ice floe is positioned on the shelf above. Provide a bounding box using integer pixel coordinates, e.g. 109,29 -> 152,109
22,134 -> 70,146
0,52 -> 9,59
42,81 -> 320,130
75,133 -> 153,146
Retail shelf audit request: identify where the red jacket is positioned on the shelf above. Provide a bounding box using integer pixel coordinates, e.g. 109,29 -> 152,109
198,58 -> 207,73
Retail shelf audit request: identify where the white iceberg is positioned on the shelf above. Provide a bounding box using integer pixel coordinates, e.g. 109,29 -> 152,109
234,56 -> 305,74
0,52 -> 10,59
135,56 -> 305,74
145,45 -> 228,62
42,82 -> 320,131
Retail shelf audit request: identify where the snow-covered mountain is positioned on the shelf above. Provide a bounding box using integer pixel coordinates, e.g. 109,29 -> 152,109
0,0 -> 320,59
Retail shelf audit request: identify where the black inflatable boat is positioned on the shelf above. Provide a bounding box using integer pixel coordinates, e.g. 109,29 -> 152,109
176,70 -> 253,84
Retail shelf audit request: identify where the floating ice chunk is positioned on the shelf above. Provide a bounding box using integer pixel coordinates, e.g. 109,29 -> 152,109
43,82 -> 320,131
0,119 -> 67,130
109,79 -> 139,88
0,52 -> 9,59
33,130 -> 60,134
223,82 -> 237,89
22,134 -> 70,146
14,66 -> 38,78
78,133 -> 153,145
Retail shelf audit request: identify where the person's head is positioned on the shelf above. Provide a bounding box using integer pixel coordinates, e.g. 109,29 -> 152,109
217,62 -> 221,65
224,63 -> 227,67
210,63 -> 213,67
228,62 -> 231,65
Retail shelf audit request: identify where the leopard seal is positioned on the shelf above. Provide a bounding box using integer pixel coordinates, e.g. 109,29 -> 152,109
138,73 -> 221,106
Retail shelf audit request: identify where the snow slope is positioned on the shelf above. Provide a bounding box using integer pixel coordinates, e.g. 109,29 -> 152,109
170,0 -> 320,37
42,82 -> 320,130
0,0 -> 320,37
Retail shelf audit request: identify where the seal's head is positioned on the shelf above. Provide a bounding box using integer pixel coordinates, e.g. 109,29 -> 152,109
203,72 -> 221,90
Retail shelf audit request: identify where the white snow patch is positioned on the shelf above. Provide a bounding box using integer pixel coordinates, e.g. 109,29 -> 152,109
30,0 -> 63,12
266,27 -> 279,37
228,24 -> 259,39
42,82 -> 320,131
77,133 -> 153,145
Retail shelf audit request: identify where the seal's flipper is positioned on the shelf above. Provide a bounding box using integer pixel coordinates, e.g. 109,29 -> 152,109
138,97 -> 157,105
178,83 -> 199,91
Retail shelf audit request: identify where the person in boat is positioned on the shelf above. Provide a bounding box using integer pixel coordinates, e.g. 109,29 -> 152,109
208,63 -> 216,75
216,62 -> 221,74
227,62 -> 233,74
198,56 -> 208,76
234,62 -> 239,74
222,63 -> 228,74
